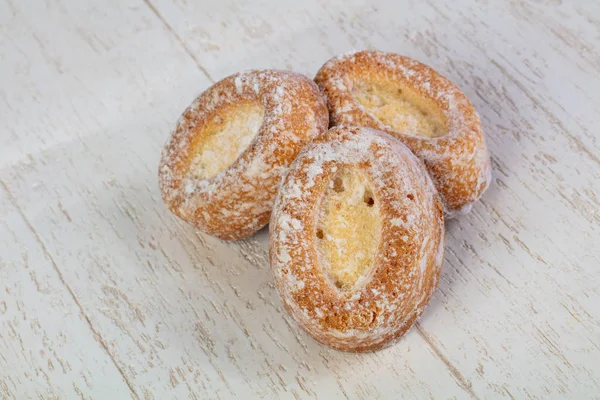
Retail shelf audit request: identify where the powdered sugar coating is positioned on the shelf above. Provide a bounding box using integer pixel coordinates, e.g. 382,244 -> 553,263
270,126 -> 445,352
315,50 -> 492,215
159,70 -> 328,240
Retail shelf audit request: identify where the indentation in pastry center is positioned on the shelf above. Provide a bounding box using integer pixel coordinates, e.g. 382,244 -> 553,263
316,168 -> 382,290
190,100 -> 265,180
352,79 -> 447,138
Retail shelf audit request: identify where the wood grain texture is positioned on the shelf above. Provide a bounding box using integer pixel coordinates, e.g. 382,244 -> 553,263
1,0 -> 599,398
0,186 -> 135,399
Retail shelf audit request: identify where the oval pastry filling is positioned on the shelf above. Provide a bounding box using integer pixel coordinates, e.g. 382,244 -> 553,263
189,100 -> 265,180
315,168 -> 382,290
352,79 -> 447,138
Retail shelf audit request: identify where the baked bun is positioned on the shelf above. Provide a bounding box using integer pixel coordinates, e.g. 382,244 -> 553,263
270,126 -> 444,352
159,70 -> 328,240
315,50 -> 491,215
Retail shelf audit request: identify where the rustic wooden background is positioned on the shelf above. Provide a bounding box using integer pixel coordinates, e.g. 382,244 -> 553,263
1,0 -> 599,398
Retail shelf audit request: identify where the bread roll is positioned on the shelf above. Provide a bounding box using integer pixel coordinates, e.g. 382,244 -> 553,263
315,50 -> 491,216
270,126 -> 444,352
160,70 -> 328,240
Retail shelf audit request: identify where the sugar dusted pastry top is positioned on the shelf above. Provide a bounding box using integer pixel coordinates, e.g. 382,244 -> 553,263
315,50 -> 492,216
160,69 -> 328,240
270,126 -> 444,352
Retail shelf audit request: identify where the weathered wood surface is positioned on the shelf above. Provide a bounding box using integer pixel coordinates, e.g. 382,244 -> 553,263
1,0 -> 598,398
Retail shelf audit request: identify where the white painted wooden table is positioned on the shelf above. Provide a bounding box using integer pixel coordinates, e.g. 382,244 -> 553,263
1,0 -> 599,398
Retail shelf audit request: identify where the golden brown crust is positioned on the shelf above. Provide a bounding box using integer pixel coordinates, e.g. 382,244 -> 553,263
159,70 -> 329,240
270,126 -> 445,352
314,50 -> 492,215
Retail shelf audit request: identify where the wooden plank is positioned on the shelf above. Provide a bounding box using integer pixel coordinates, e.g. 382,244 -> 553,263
2,0 -> 599,397
0,0 -> 472,398
144,0 -> 600,398
0,0 -> 210,170
0,186 -> 135,399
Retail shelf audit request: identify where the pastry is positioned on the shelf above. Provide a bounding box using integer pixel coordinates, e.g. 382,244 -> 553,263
270,126 -> 444,352
159,70 -> 328,240
315,50 -> 491,216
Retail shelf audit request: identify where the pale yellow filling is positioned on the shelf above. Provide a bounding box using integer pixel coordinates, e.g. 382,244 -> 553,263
352,80 -> 447,138
190,100 -> 264,180
316,168 -> 382,290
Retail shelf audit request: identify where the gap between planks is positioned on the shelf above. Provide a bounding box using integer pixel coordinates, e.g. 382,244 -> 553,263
142,0 -> 216,83
416,323 -> 481,400
0,179 -> 141,400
